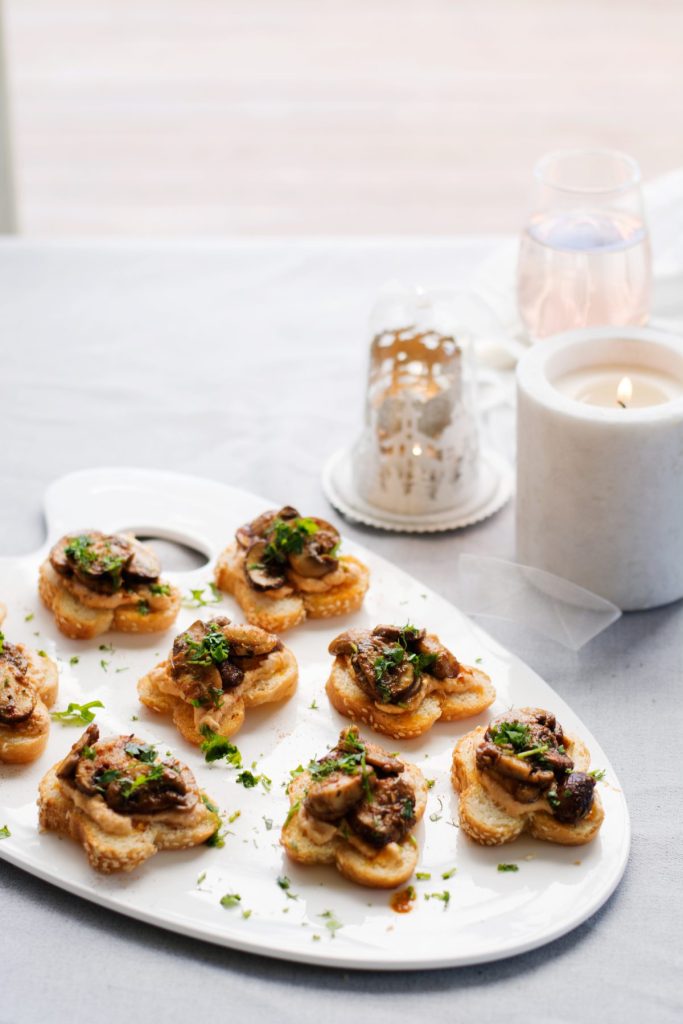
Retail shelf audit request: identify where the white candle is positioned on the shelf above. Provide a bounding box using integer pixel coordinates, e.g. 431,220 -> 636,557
516,327 -> 683,610
555,363 -> 682,407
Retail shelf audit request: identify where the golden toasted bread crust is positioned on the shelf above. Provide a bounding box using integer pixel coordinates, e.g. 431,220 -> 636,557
214,543 -> 369,632
37,764 -> 220,874
281,761 -> 428,888
325,658 -> 496,740
39,560 -> 181,640
452,726 -> 604,847
0,648 -> 59,764
137,645 -> 298,744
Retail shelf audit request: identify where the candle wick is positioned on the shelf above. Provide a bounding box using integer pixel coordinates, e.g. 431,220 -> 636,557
617,399 -> 627,409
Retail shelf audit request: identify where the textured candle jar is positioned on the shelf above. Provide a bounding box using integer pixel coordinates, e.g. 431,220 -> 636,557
516,326 -> 683,610
352,289 -> 480,516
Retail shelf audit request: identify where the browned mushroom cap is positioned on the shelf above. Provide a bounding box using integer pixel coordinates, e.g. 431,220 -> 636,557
552,772 -> 596,823
171,619 -> 230,699
235,506 -> 300,548
59,532 -> 133,594
288,522 -> 340,579
347,775 -> 416,848
328,629 -> 365,656
0,644 -> 36,724
71,734 -> 197,814
244,539 -> 287,591
304,769 -> 372,822
372,624 -> 426,643
49,534 -> 77,576
56,723 -> 100,780
415,634 -> 460,679
122,536 -> 161,584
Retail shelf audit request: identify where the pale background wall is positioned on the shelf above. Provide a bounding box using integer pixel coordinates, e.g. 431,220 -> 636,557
4,0 -> 683,236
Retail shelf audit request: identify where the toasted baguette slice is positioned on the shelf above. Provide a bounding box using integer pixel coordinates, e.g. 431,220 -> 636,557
325,659 -> 495,740
38,766 -> 220,874
137,646 -> 298,744
281,762 -> 428,889
0,649 -> 59,764
452,727 -> 604,847
214,543 -> 369,632
39,561 -> 180,640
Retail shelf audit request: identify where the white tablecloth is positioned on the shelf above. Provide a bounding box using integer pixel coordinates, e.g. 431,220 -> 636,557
1,238 -> 681,1024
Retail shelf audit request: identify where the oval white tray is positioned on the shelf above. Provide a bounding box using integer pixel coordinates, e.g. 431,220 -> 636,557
0,467 -> 629,970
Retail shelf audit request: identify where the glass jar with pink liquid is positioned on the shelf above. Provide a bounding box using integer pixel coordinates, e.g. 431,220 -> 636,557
517,149 -> 652,341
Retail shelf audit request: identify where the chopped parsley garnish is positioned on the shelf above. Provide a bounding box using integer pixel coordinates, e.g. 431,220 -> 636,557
425,890 -> 451,908
284,799 -> 301,826
318,909 -> 343,936
276,875 -> 299,900
100,659 -> 109,672
199,724 -> 242,766
401,798 -> 415,820
441,867 -> 457,879
99,643 -> 114,654
80,746 -> 96,760
37,650 -> 48,658
185,624 -> 230,667
124,741 -> 157,763
589,768 -> 607,781
416,871 -> 431,880
426,778 -> 436,789
95,768 -> 122,788
50,700 -> 104,726
309,699 -> 318,710
262,816 -> 273,830
196,872 -> 206,886
182,584 -> 221,609
120,763 -> 165,798
150,583 -> 171,596
497,863 -> 519,872
0,825 -> 10,839
24,613 -> 34,623
262,516 -> 319,566
236,770 -> 271,792
490,721 -> 532,752
220,892 -> 241,908
0,632 -> 4,653
137,600 -> 150,616
206,827 -> 226,848
69,656 -> 79,666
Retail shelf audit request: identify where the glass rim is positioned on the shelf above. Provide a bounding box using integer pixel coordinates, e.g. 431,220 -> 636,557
533,148 -> 642,196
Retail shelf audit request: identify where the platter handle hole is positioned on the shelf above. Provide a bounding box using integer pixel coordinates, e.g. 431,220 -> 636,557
119,528 -> 211,572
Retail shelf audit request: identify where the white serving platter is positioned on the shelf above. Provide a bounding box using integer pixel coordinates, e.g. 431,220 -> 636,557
0,468 -> 630,970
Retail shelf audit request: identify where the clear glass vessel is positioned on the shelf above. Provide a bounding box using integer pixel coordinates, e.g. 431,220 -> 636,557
517,149 -> 652,341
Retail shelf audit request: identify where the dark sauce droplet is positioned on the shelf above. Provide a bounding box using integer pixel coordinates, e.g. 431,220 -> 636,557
390,888 -> 415,914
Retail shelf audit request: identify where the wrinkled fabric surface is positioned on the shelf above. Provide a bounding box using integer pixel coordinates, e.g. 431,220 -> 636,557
0,239 -> 681,1024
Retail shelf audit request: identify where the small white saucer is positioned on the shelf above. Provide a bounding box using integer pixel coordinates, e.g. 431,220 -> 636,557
322,445 -> 514,533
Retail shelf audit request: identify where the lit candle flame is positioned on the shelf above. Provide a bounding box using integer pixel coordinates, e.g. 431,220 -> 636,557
412,444 -> 423,456
617,376 -> 633,408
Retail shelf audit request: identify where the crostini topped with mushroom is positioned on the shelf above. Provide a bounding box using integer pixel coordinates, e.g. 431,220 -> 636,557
281,725 -> 428,888
214,506 -> 369,632
137,615 -> 298,743
38,724 -> 221,873
325,623 -> 496,739
39,530 -> 181,639
0,629 -> 58,763
452,707 -> 605,846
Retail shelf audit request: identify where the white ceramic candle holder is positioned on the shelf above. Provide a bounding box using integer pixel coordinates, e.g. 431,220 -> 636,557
516,326 -> 683,611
